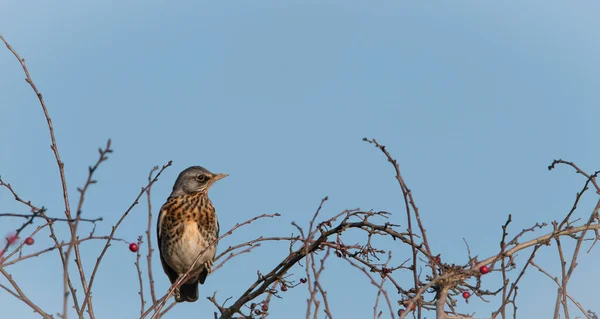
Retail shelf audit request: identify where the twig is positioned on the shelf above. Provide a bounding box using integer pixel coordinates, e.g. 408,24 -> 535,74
81,161 -> 172,315
64,139 -> 112,319
0,267 -> 53,318
529,261 -> 591,319
1,33 -> 84,319
141,213 -> 281,319
1,235 -> 127,267
343,256 -> 395,319
135,237 -> 146,316
0,213 -> 102,223
146,166 -> 159,305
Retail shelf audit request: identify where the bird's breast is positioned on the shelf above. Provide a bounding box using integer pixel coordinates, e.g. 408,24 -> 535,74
163,221 -> 216,275
159,192 -> 219,275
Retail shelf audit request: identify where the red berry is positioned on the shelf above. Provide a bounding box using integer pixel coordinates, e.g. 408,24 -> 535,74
24,237 -> 34,245
435,256 -> 441,264
462,291 -> 471,299
261,303 -> 268,312
402,300 -> 416,311
300,278 -> 307,284
281,285 -> 288,292
129,243 -> 139,252
6,233 -> 19,246
398,309 -> 405,316
480,265 -> 490,274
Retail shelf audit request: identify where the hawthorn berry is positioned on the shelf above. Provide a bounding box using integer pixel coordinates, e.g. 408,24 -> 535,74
480,265 -> 490,274
462,291 -> 471,299
261,303 -> 268,312
6,233 -> 19,246
300,278 -> 307,284
398,309 -> 405,316
402,300 -> 416,311
129,243 -> 139,252
24,237 -> 34,245
281,285 -> 288,292
435,256 -> 441,264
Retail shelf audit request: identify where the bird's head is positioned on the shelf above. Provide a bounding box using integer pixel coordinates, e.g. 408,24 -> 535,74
170,166 -> 228,197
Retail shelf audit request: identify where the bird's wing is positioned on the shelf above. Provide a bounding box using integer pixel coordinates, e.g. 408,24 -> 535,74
199,219 -> 219,285
156,200 -> 169,242
213,220 -> 220,260
157,200 -> 180,285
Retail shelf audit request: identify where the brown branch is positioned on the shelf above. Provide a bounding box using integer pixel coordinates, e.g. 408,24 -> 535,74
81,161 -> 172,316
212,246 -> 257,273
343,256 -> 395,319
141,213 -> 281,319
363,137 -> 435,319
0,34 -> 72,222
214,236 -> 300,264
63,139 -> 112,319
490,245 -> 541,319
1,33 -> 87,319
146,166 -> 159,305
1,222 -> 52,270
499,215 -> 511,319
157,301 -> 177,319
555,237 -> 570,319
260,282 -> 280,318
0,267 -> 53,318
303,197 -> 328,319
1,235 -> 127,267
0,209 -> 46,259
436,287 -> 448,319
0,181 -> 81,316
475,222 -> 600,269
548,160 -> 600,193
135,237 -> 146,316
313,248 -> 333,319
0,213 -> 102,223
0,283 -> 20,298
529,261 -> 591,319
218,211 -> 394,319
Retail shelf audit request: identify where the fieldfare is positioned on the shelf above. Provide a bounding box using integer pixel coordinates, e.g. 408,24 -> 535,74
157,166 -> 227,302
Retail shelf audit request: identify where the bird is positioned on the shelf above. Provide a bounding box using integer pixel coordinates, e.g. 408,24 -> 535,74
157,166 -> 227,302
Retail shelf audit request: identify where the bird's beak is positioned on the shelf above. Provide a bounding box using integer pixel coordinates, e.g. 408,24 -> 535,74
212,173 -> 228,181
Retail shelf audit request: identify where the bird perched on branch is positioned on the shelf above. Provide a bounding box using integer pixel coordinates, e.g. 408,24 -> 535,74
157,166 -> 227,302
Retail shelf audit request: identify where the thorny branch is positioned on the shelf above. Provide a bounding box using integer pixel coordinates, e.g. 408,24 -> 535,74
81,161 -> 172,316
0,32 -> 87,319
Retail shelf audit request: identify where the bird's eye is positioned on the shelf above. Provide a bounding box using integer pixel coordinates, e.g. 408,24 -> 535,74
196,174 -> 206,182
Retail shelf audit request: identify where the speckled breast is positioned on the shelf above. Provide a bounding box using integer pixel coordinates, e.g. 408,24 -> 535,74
159,192 -> 219,276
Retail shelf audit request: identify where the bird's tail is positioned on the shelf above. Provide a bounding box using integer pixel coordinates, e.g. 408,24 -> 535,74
176,283 -> 198,303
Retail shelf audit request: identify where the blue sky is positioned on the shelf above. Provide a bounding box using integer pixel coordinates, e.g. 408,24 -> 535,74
1,1 -> 599,318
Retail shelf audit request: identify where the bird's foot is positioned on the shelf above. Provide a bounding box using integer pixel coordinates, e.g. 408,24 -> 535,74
174,287 -> 183,302
204,259 -> 214,273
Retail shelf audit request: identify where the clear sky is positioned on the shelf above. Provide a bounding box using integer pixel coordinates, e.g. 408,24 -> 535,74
1,1 -> 599,318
